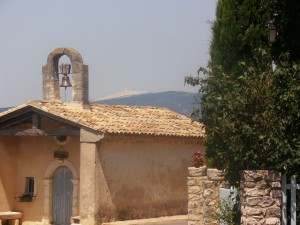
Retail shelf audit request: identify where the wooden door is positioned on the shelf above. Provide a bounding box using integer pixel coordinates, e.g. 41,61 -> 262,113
52,166 -> 73,225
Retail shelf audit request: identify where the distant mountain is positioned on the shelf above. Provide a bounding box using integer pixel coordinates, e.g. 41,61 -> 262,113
92,91 -> 199,117
0,91 -> 199,117
92,90 -> 147,101
0,107 -> 12,113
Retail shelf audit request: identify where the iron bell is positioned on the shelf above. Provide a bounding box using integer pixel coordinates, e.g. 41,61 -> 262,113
59,63 -> 72,88
60,75 -> 72,88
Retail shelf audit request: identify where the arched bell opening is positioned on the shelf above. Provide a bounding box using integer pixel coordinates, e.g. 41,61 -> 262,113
58,55 -> 73,102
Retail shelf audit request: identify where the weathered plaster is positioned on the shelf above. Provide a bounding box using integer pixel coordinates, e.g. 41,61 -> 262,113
0,132 -> 204,225
97,135 -> 204,219
0,136 -> 80,224
80,127 -> 104,143
79,142 -> 101,225
80,127 -> 113,225
0,137 -> 17,211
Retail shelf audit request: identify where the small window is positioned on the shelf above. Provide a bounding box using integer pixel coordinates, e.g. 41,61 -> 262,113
26,177 -> 34,196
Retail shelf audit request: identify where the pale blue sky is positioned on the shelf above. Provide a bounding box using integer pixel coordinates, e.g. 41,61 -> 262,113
0,0 -> 217,107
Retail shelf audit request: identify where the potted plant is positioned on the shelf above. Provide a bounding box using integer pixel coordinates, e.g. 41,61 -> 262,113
191,151 -> 205,168
188,151 -> 207,176
16,193 -> 35,202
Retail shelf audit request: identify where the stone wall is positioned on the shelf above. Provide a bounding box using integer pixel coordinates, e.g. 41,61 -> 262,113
240,170 -> 281,225
187,167 -> 226,225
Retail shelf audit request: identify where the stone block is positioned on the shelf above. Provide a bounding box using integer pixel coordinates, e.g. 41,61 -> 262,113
188,186 -> 201,195
242,170 -> 267,182
203,188 -> 214,198
188,220 -> 201,225
270,181 -> 281,188
253,215 -> 264,220
257,180 -> 269,189
203,199 -> 215,206
203,205 -> 217,215
271,190 -> 281,199
265,217 -> 280,225
219,181 -> 228,188
206,199 -> 217,206
242,181 -> 256,188
191,177 -> 206,186
187,177 -> 198,186
245,187 -> 271,197
188,193 -> 201,201
188,214 -> 202,221
188,167 -> 204,177
203,180 -> 214,188
247,196 -> 275,208
245,207 -> 263,216
246,197 -> 261,206
266,208 -> 280,217
204,220 -> 218,225
207,168 -> 224,181
197,177 -> 207,186
203,215 -> 214,223
261,197 -> 276,207
188,200 -> 202,209
242,217 -> 260,225
188,208 -> 203,215
267,171 -> 281,182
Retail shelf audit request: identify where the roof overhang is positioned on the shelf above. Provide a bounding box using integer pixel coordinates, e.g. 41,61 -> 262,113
0,105 -> 80,136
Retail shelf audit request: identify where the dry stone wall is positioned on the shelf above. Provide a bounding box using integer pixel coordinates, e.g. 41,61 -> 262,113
240,170 -> 281,225
188,169 -> 282,225
187,167 -> 227,225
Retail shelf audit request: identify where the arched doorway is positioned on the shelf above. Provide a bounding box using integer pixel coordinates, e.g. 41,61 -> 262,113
43,160 -> 79,225
52,166 -> 73,225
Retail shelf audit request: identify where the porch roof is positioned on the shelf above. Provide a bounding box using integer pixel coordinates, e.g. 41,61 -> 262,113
0,100 -> 205,138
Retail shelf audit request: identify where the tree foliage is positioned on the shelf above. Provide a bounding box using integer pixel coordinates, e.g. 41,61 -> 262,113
186,0 -> 300,184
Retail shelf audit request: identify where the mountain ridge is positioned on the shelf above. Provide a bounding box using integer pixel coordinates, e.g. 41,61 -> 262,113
92,90 -> 147,101
92,91 -> 197,117
0,91 -> 198,117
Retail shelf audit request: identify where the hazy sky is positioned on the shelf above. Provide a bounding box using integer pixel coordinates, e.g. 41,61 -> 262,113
0,0 -> 217,107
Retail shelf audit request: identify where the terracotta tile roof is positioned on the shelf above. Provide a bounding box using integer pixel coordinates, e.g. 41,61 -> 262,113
0,100 -> 205,138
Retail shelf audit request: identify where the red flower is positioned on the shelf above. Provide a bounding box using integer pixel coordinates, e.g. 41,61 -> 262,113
191,151 -> 205,168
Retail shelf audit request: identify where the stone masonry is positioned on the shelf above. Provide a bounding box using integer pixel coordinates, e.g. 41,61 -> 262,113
188,167 -> 227,225
42,47 -> 89,108
240,170 -> 281,225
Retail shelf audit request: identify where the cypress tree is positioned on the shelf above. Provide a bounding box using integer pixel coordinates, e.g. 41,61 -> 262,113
186,0 -> 300,184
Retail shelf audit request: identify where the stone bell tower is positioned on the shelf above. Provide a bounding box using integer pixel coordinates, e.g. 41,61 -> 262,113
42,47 -> 89,108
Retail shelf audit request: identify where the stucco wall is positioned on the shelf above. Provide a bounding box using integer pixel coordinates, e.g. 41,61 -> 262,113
0,135 -> 80,223
0,137 -> 17,211
97,135 -> 204,220
0,133 -> 203,224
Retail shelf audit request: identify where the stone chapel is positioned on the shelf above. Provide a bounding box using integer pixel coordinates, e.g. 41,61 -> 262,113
0,47 -> 205,225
